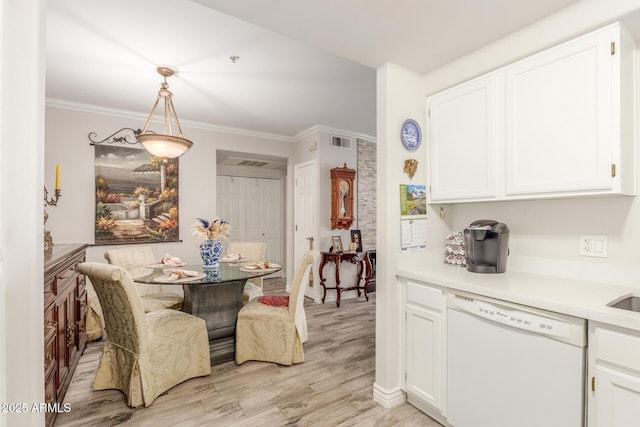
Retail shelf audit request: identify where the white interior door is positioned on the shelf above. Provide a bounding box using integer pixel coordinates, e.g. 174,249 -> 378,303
294,160 -> 318,300
246,178 -> 281,264
217,176 -> 246,241
218,176 -> 282,268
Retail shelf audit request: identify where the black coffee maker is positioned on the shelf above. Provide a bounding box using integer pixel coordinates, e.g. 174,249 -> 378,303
464,219 -> 509,274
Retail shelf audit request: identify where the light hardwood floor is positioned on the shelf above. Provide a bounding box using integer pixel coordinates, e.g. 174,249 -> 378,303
55,280 -> 442,426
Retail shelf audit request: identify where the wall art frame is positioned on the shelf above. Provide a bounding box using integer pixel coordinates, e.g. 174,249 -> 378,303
350,229 -> 363,252
331,235 -> 344,253
93,144 -> 180,245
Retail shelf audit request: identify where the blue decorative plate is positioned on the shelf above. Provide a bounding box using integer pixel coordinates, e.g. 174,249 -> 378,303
401,119 -> 422,151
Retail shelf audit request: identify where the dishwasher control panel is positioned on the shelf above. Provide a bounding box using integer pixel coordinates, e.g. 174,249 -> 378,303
449,293 -> 573,338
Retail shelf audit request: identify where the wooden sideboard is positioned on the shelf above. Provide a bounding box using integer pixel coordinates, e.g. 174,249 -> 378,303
44,244 -> 89,427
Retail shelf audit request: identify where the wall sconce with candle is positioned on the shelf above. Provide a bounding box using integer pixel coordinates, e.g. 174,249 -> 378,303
44,163 -> 62,252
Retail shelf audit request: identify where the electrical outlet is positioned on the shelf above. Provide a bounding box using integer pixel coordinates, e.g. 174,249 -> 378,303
580,235 -> 608,257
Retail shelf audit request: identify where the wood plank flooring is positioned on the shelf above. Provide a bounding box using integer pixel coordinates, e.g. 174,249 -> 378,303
55,280 -> 442,426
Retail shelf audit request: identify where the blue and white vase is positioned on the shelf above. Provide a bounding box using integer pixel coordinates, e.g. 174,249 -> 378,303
199,238 -> 223,268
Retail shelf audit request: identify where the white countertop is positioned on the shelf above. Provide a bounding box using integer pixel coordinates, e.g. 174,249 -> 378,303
397,251 -> 640,332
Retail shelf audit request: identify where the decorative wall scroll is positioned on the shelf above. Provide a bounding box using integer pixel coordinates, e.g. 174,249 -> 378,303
93,144 -> 180,245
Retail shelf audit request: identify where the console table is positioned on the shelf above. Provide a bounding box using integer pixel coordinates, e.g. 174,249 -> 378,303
319,251 -> 372,307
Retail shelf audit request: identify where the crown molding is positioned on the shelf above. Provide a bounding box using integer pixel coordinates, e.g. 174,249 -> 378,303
46,98 -> 376,144
294,124 -> 376,143
45,98 -> 297,143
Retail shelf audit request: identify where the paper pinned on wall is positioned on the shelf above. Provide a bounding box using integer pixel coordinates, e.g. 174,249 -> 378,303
401,218 -> 428,252
400,184 -> 428,252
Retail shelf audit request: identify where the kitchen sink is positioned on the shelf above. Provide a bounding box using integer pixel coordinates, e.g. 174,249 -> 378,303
607,296 -> 640,312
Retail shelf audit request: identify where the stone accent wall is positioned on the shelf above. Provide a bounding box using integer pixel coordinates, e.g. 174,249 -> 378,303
357,138 -> 376,251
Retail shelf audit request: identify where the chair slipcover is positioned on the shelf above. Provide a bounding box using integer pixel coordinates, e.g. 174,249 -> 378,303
104,246 -> 184,312
235,250 -> 318,365
78,262 -> 211,407
228,241 -> 267,304
85,282 -> 105,341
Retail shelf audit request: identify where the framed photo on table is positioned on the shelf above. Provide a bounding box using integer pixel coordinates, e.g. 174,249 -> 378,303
331,236 -> 344,253
350,229 -> 362,252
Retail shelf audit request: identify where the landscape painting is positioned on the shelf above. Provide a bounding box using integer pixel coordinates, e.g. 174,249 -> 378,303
94,145 -> 180,245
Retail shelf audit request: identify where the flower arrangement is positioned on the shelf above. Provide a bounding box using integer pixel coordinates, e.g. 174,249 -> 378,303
191,217 -> 231,242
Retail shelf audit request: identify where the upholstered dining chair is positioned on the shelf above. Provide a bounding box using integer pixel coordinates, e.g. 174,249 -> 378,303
104,246 -> 184,312
227,241 -> 267,304
77,262 -> 211,407
235,250 -> 319,366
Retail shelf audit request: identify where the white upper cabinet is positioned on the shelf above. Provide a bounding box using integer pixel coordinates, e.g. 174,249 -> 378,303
428,73 -> 502,202
505,24 -> 635,198
427,23 -> 635,204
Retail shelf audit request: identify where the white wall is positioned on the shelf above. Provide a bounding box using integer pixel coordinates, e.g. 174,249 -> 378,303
374,63 -> 432,408
1,1 -> 46,426
44,106 -> 296,274
317,129 -> 359,251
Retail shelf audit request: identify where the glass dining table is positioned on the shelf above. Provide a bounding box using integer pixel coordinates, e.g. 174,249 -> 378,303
131,262 -> 281,364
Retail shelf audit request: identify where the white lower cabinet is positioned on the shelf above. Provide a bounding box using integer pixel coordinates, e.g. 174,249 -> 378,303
588,322 -> 640,427
403,279 -> 445,417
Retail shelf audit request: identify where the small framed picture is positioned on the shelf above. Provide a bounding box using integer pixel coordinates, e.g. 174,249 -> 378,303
350,229 -> 362,252
331,236 -> 344,253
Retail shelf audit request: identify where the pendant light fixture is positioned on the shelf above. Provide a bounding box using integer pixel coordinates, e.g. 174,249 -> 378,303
136,66 -> 193,158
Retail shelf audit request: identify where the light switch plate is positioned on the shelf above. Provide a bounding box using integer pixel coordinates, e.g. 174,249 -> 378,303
580,235 -> 608,257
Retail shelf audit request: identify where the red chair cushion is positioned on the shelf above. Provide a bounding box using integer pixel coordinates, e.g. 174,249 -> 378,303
257,295 -> 289,307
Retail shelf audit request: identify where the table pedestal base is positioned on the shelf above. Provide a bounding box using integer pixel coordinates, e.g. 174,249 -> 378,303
209,337 -> 235,364
181,279 -> 247,364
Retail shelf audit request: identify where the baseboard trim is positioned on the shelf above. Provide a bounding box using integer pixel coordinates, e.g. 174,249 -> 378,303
372,382 -> 405,408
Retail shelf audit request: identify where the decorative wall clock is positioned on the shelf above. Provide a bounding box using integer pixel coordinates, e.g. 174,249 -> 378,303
330,163 -> 356,229
401,119 -> 422,151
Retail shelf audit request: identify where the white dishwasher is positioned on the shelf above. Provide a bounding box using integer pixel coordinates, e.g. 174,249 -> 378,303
447,291 -> 586,427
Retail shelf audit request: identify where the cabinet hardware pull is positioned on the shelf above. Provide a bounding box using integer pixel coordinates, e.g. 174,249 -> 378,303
611,41 -> 615,55
611,164 -> 616,177
66,324 -> 76,345
591,376 -> 595,392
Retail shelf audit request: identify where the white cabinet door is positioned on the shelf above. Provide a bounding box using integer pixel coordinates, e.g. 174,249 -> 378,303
589,322 -> 640,427
406,303 -> 442,410
427,72 -> 501,202
592,365 -> 640,427
505,26 -> 614,196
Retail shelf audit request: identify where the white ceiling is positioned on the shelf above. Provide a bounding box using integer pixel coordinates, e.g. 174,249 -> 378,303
47,0 -> 587,139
